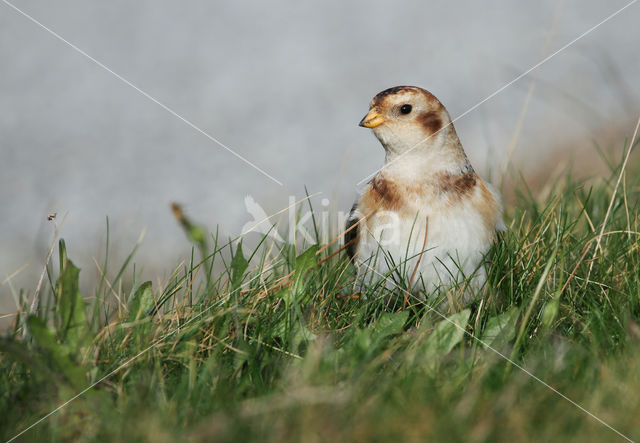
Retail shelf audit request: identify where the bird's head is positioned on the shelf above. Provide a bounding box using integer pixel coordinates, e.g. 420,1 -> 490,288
359,86 -> 454,158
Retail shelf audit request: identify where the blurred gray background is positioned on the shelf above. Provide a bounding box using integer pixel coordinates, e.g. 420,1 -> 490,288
1,0 -> 639,313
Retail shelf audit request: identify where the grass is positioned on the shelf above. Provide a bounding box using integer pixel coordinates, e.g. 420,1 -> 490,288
2,141 -> 640,442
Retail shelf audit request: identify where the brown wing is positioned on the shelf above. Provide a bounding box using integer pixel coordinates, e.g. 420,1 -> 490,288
344,203 -> 360,261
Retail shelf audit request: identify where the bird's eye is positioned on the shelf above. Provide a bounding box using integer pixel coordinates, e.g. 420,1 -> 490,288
400,104 -> 412,115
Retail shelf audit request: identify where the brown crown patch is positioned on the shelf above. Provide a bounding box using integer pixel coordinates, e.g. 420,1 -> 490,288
371,86 -> 438,108
372,86 -> 414,105
418,111 -> 443,134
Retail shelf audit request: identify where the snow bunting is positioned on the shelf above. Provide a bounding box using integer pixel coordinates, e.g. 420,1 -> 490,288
345,86 -> 505,300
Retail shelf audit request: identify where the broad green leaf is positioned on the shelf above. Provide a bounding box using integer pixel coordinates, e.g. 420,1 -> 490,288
28,316 -> 87,391
278,245 -> 319,309
352,311 -> 409,356
294,245 -> 319,277
370,311 -> 409,341
291,245 -> 319,298
541,299 -> 559,328
127,281 -> 154,322
58,238 -> 68,275
56,240 -> 89,352
420,309 -> 470,368
480,307 -> 520,348
278,287 -> 294,306
230,242 -> 248,290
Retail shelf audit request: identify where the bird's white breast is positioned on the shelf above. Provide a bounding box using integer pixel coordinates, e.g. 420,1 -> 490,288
354,179 -> 500,299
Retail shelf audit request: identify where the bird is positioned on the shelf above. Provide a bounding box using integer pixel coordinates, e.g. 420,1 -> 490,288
345,86 -> 505,303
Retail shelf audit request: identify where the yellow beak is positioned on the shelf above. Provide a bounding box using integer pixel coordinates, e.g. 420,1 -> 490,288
359,108 -> 385,128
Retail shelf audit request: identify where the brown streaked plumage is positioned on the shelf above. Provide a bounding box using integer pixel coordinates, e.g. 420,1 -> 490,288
473,181 -> 503,237
346,86 -> 505,301
436,170 -> 477,198
344,203 -> 360,261
369,175 -> 403,211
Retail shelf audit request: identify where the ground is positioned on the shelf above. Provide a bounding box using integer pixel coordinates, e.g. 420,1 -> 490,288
1,142 -> 640,442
